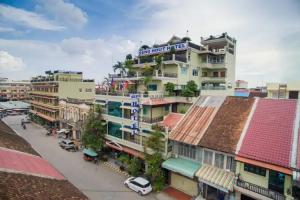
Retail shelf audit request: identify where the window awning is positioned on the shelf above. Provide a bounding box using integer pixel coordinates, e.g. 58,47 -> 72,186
83,148 -> 98,157
196,164 -> 235,193
162,158 -> 201,178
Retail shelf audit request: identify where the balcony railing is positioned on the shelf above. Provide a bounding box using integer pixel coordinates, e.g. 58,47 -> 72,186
163,54 -> 187,63
142,116 -> 164,124
163,73 -> 178,78
236,179 -> 285,200
201,86 -> 226,90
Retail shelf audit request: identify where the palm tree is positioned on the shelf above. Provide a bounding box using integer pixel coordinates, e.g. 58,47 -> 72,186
113,61 -> 126,75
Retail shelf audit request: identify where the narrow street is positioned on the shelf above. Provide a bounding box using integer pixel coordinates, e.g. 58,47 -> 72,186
2,115 -> 171,200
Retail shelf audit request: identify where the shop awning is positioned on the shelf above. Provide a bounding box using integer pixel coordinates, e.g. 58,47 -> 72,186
162,158 -> 201,178
83,148 -> 98,157
196,164 -> 235,192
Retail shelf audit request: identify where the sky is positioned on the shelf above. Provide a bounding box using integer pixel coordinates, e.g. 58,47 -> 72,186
0,0 -> 299,87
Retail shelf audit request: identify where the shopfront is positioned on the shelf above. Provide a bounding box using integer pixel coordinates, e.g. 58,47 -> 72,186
162,157 -> 201,196
196,164 -> 235,200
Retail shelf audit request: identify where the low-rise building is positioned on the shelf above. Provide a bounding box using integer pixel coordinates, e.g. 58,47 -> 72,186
0,78 -> 30,101
30,70 -> 95,128
162,96 -> 225,197
59,98 -> 93,145
267,82 -> 300,99
196,97 -> 254,200
235,98 -> 299,200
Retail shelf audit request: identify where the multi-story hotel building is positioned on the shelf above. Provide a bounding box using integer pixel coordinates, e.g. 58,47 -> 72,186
30,70 -> 95,127
267,82 -> 300,99
0,78 -> 30,101
96,33 -> 236,161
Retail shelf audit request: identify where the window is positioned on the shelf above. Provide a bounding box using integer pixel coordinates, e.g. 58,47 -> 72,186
203,150 -> 213,165
85,88 -> 92,92
220,71 -> 226,77
214,153 -> 224,168
226,156 -> 235,172
181,67 -> 187,75
213,71 -> 219,77
107,122 -> 122,139
79,88 -> 82,92
192,69 -> 198,76
244,163 -> 266,176
107,101 -> 122,117
164,105 -> 169,112
148,84 -> 157,91
202,72 -> 208,77
178,143 -> 196,160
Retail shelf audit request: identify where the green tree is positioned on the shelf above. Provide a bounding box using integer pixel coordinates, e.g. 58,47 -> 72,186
113,61 -> 126,75
165,82 -> 175,96
182,80 -> 198,97
125,54 -> 133,60
181,37 -> 191,42
144,130 -> 165,192
82,105 -> 105,152
154,54 -> 162,70
128,157 -> 142,176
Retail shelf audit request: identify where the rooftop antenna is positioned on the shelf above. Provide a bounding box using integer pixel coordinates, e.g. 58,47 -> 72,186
186,30 -> 189,37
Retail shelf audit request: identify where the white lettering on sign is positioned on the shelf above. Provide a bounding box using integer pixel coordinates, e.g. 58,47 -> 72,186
138,42 -> 188,56
130,94 -> 140,135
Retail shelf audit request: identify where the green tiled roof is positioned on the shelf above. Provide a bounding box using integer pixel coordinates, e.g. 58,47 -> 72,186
162,157 -> 201,178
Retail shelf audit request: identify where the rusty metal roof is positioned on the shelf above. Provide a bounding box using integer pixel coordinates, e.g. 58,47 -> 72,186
169,96 -> 225,145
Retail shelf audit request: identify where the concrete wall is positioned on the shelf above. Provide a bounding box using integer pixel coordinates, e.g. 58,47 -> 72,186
58,81 -> 95,100
236,161 -> 293,198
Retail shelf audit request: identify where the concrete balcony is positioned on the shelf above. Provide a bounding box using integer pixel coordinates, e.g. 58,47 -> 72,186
108,70 -> 178,82
162,54 -> 187,64
30,100 -> 59,110
29,91 -> 59,97
201,62 -> 226,69
201,76 -> 226,82
235,179 -> 285,200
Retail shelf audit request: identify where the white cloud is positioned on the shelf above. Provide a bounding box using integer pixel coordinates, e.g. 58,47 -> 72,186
0,36 -> 137,81
35,0 -> 88,29
0,5 -> 64,31
0,51 -> 25,71
0,27 -> 15,32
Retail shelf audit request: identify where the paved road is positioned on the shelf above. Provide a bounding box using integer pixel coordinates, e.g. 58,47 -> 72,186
3,115 -> 172,200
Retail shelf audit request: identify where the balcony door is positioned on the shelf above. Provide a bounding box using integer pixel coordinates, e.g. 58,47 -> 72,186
268,170 -> 285,194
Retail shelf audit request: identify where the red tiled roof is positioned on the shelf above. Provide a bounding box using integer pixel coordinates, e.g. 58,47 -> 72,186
142,99 -> 174,106
160,113 -> 184,131
238,99 -> 297,168
0,147 -> 64,180
297,124 -> 300,170
169,96 -> 225,145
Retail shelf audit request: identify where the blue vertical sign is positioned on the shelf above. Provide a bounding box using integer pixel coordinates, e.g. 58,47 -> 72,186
130,94 -> 140,135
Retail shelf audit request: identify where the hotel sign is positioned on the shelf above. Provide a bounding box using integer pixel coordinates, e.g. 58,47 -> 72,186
138,42 -> 188,56
130,94 -> 140,135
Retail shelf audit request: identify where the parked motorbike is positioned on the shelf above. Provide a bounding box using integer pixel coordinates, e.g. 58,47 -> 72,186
46,130 -> 52,136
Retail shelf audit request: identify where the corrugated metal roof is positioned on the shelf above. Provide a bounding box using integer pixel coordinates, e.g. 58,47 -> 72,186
196,164 -> 235,192
169,96 -> 225,145
0,101 -> 30,109
238,99 -> 297,168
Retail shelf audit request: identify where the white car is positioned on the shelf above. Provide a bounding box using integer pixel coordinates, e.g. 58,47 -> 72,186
124,177 -> 152,195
